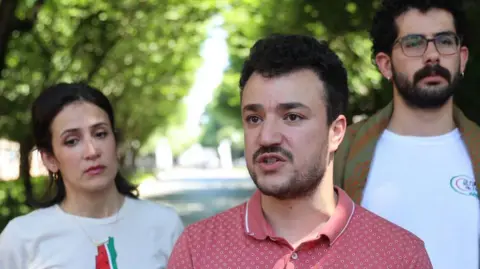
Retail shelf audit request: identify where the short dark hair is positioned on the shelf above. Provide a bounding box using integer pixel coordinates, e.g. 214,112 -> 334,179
31,82 -> 138,207
239,34 -> 349,125
370,0 -> 469,61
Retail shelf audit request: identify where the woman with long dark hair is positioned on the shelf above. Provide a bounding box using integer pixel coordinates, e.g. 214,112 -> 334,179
0,82 -> 183,268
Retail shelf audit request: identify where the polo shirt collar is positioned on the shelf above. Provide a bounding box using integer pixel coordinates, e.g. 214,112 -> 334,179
244,187 -> 355,245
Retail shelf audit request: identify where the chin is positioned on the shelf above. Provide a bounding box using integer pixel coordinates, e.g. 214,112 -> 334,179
83,176 -> 116,193
256,182 -> 289,197
254,170 -> 292,189
255,173 -> 281,184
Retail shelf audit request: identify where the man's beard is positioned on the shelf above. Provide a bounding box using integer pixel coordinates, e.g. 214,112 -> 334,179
392,63 -> 462,109
248,139 -> 328,200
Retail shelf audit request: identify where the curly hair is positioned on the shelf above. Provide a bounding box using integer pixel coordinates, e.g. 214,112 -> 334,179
370,0 -> 469,61
239,34 -> 349,125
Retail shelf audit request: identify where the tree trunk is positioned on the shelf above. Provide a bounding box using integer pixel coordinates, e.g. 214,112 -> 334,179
0,0 -> 45,78
131,148 -> 138,169
19,137 -> 34,207
0,0 -> 19,75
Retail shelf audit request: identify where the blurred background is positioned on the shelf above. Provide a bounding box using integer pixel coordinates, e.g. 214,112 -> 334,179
0,0 -> 479,231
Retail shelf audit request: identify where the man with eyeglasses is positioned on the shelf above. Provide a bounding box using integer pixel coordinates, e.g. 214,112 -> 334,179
334,0 -> 479,269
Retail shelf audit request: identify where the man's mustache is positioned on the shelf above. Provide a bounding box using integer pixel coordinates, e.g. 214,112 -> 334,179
252,146 -> 293,163
413,64 -> 451,84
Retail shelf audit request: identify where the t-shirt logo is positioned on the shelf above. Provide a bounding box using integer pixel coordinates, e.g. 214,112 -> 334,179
450,175 -> 478,198
96,237 -> 118,269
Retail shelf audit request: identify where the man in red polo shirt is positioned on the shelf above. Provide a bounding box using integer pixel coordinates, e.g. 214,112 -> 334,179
167,34 -> 433,268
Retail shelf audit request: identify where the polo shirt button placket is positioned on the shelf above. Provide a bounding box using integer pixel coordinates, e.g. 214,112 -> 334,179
291,252 -> 298,260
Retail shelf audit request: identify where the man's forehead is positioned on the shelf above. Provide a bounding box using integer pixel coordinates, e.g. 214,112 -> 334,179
241,71 -> 325,106
396,8 -> 456,37
241,93 -> 322,113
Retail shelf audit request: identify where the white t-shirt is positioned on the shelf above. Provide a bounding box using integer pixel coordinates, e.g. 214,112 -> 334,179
0,196 -> 184,269
362,128 -> 479,269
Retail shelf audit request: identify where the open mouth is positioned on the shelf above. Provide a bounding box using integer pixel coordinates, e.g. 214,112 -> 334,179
256,154 -> 286,172
420,75 -> 445,85
262,157 -> 281,164
426,81 -> 441,86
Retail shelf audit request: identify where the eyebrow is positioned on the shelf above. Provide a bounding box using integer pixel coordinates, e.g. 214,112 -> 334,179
242,102 -> 308,113
430,30 -> 454,36
60,122 -> 109,137
242,104 -> 263,113
406,31 -> 456,38
278,102 -> 308,110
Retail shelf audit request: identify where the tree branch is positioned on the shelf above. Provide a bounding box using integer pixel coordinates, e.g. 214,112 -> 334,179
12,0 -> 46,33
31,31 -> 52,58
0,0 -> 20,76
0,0 -> 46,79
85,36 -> 121,82
0,95 -> 15,116
52,11 -> 103,82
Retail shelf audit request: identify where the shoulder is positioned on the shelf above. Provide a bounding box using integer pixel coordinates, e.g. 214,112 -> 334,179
2,206 -> 58,234
126,197 -> 183,230
128,197 -> 180,218
345,119 -> 368,140
168,203 -> 247,268
352,206 -> 425,247
344,206 -> 431,267
122,197 -> 185,254
342,102 -> 393,144
0,206 -> 58,249
182,203 -> 246,242
336,119 -> 369,155
187,202 -> 245,230
333,119 -> 368,186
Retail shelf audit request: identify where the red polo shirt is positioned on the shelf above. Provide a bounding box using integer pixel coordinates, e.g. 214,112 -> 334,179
167,187 -> 432,268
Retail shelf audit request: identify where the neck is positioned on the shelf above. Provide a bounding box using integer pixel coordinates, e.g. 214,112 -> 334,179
261,163 -> 337,248
60,184 -> 125,219
389,91 -> 455,136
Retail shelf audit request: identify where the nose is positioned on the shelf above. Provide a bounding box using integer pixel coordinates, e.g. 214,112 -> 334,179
423,41 -> 440,64
83,138 -> 100,160
257,118 -> 282,147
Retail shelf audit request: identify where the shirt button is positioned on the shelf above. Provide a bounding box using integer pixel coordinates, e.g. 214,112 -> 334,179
291,252 -> 298,260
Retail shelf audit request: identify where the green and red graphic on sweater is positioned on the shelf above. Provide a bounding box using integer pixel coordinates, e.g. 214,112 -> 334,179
95,237 -> 118,269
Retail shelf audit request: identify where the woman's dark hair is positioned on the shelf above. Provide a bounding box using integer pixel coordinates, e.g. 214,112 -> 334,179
31,82 -> 138,207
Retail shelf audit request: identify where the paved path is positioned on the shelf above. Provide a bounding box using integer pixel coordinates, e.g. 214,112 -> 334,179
139,168 -> 256,226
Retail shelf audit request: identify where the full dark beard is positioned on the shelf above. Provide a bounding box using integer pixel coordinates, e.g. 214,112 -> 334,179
248,140 -> 328,200
392,64 -> 462,109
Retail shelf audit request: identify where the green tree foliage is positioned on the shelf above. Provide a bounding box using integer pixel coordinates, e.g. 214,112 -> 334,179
0,0 -> 224,205
203,0 -> 480,148
454,0 -> 480,123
